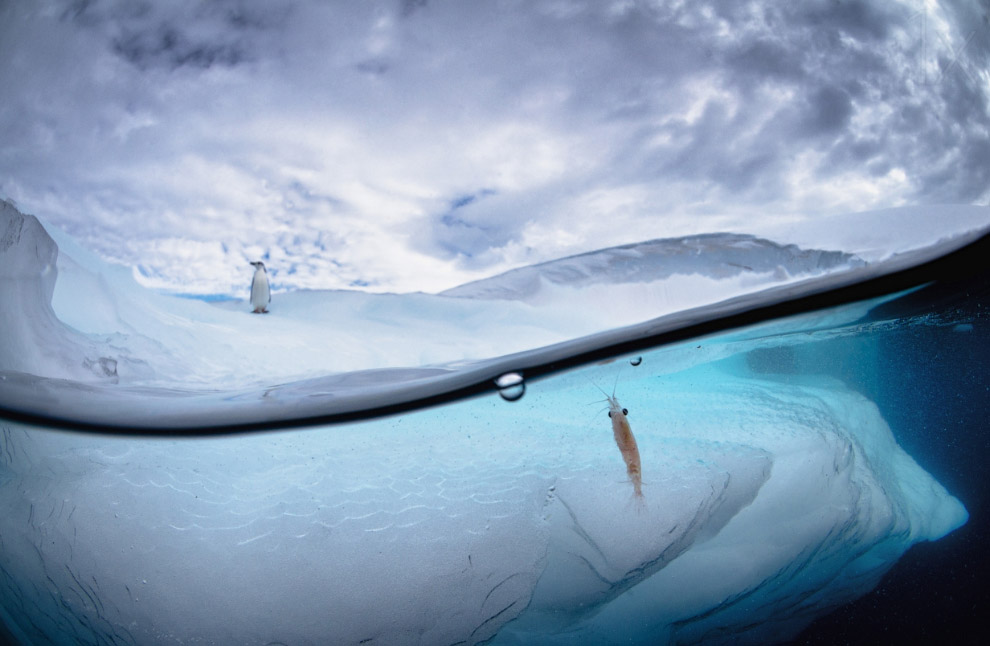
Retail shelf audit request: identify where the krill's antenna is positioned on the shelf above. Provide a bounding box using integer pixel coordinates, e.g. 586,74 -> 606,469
611,368 -> 622,398
588,378 -> 610,401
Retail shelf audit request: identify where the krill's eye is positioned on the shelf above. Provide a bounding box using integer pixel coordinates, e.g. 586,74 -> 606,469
622,408 -> 628,416
607,411 -> 612,418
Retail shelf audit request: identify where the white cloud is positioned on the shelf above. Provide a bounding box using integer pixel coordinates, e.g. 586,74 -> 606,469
1,0 -> 987,295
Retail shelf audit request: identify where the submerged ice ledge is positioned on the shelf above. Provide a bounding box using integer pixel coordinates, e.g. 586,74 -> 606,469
0,368 -> 968,645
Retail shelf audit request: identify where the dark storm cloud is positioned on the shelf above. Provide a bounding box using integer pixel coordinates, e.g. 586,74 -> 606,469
913,67 -> 990,203
63,0 -> 291,70
400,0 -> 428,18
796,0 -> 900,41
726,39 -> 806,82
799,85 -> 854,137
112,23 -> 247,70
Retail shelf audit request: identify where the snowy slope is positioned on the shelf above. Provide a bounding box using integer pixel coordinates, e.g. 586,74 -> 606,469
4,203 -> 857,394
4,201 -> 986,387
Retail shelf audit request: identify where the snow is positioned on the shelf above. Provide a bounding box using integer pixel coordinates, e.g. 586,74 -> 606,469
0,199 -> 986,643
440,232 -> 863,301
1,199 -> 987,427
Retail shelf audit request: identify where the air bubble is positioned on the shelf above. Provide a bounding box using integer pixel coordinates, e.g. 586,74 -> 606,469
495,372 -> 525,401
630,356 -> 643,366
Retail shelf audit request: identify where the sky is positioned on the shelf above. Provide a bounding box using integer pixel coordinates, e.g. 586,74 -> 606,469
1,0 -> 988,296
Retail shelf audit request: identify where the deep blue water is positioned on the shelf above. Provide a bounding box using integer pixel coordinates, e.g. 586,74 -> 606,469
796,275 -> 990,645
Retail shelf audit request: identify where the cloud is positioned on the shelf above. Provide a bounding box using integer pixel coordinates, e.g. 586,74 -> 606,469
0,0 -> 987,295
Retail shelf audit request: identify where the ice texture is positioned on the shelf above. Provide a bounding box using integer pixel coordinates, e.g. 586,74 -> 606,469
0,200 -> 108,382
0,199 -> 984,643
0,365 -> 968,645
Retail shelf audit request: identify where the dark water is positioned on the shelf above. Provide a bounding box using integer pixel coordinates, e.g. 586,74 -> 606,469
796,275 -> 990,645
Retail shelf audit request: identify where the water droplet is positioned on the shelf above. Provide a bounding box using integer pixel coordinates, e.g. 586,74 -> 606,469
630,356 -> 643,366
495,372 -> 525,401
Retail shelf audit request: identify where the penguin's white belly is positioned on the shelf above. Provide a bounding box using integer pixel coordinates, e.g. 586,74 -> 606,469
250,272 -> 270,310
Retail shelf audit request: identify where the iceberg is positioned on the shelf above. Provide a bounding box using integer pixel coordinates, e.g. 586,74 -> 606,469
0,200 -> 987,644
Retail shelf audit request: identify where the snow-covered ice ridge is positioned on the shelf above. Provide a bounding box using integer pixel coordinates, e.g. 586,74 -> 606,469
441,232 -> 863,301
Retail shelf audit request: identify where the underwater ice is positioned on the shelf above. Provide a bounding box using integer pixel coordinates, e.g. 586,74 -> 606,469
0,200 -> 985,644
0,367 -> 970,645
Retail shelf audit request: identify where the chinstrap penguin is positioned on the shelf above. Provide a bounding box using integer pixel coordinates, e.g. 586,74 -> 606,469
249,261 -> 270,313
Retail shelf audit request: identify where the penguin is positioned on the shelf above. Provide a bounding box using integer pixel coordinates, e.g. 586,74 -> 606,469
249,261 -> 270,313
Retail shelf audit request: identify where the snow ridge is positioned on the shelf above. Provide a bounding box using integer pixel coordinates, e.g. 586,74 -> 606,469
442,233 -> 863,301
